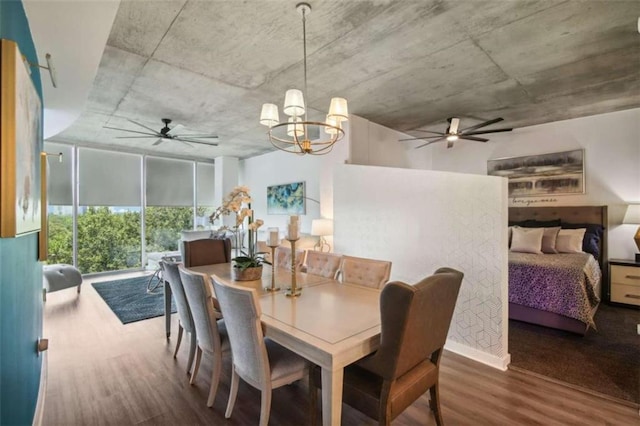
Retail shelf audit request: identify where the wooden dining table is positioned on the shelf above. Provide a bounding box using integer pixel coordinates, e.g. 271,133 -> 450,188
165,263 -> 382,426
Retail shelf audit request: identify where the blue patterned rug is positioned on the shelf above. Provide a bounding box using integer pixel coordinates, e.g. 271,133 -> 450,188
92,275 -> 176,324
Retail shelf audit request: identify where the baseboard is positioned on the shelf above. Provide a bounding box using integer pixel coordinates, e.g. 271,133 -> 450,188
32,351 -> 47,426
444,339 -> 511,371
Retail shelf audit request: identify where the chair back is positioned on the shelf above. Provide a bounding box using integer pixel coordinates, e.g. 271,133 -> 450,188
183,238 -> 231,267
160,260 -> 194,334
212,277 -> 270,388
339,255 -> 392,289
178,266 -> 224,354
274,246 -> 305,271
360,267 -> 463,381
304,251 -> 342,279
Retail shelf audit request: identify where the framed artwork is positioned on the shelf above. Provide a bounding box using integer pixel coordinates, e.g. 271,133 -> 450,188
1,39 -> 42,237
267,182 -> 306,215
487,149 -> 585,197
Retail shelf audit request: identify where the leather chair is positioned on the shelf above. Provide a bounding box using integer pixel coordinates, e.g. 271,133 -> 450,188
212,276 -> 308,426
303,250 -> 343,279
182,238 -> 231,267
274,246 -> 305,271
311,267 -> 463,425
178,266 -> 230,407
159,260 -> 197,374
338,255 -> 392,289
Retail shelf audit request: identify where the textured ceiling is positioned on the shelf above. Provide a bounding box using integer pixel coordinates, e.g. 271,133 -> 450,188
50,0 -> 640,160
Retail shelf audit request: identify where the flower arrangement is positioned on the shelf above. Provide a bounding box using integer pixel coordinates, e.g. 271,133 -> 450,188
209,186 -> 266,270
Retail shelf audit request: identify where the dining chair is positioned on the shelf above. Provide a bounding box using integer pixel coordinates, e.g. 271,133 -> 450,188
178,266 -> 230,407
274,246 -> 306,271
183,238 -> 232,267
159,260 -> 197,375
338,255 -> 392,289
212,276 -> 309,426
303,250 -> 343,279
310,267 -> 463,426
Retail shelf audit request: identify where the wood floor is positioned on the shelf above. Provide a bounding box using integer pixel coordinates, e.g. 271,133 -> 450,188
42,273 -> 639,425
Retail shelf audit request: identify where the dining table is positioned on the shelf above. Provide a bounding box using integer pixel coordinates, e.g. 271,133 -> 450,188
165,263 -> 382,426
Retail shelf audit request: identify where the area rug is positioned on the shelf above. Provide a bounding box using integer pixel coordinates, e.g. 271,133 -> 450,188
509,304 -> 640,405
92,275 -> 176,324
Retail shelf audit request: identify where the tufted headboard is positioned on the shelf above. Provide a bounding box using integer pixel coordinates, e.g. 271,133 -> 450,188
509,205 -> 608,269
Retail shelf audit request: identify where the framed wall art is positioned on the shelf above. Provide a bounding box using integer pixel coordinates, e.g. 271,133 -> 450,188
267,181 -> 306,215
487,149 -> 585,198
1,39 -> 42,237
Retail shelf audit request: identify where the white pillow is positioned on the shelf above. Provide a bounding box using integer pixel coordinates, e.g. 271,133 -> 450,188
556,228 -> 586,253
510,227 -> 544,254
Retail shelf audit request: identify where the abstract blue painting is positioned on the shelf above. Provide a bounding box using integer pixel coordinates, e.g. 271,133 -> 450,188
267,182 -> 305,215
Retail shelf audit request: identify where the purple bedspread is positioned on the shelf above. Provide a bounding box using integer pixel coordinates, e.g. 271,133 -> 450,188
509,252 -> 601,328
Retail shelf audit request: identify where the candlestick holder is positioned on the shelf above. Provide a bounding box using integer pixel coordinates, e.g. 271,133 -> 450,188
285,238 -> 301,297
264,244 -> 281,292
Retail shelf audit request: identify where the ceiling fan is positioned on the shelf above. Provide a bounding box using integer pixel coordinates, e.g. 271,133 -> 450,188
400,117 -> 512,149
104,118 -> 219,147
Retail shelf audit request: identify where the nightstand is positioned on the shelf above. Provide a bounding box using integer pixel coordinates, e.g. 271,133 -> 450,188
608,259 -> 640,308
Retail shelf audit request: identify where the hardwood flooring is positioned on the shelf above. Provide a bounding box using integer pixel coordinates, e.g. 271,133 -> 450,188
42,273 -> 639,425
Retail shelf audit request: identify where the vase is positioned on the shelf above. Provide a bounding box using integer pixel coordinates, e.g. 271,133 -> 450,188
232,265 -> 263,281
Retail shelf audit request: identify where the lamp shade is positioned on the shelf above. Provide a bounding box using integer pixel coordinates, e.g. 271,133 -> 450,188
283,89 -> 305,117
287,117 -> 304,137
623,204 -> 640,224
324,114 -> 341,135
311,218 -> 333,236
260,103 -> 279,127
327,97 -> 348,122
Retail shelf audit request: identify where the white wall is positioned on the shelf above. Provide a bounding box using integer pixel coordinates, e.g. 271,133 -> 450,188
334,164 -> 510,369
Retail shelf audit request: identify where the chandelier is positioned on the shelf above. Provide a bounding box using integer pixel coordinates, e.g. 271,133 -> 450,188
259,2 -> 348,155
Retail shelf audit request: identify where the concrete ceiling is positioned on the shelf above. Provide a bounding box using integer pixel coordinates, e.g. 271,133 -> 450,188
49,0 -> 640,160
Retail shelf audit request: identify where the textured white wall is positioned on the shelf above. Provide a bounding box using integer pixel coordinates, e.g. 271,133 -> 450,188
334,164 -> 510,368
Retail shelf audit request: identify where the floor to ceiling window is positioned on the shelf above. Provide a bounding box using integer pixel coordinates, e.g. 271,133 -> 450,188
44,142 -> 215,274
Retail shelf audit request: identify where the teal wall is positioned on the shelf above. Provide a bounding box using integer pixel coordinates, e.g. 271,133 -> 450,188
0,1 -> 44,425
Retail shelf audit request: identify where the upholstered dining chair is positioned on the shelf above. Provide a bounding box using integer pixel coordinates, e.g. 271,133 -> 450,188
159,260 -> 197,374
303,250 -> 343,279
178,266 -> 230,407
183,238 -> 232,268
310,267 -> 463,426
273,246 -> 306,271
338,255 -> 392,289
212,277 -> 309,426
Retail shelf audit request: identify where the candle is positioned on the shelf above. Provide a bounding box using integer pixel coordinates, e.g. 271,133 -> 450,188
287,223 -> 299,240
290,215 -> 299,224
268,227 -> 279,246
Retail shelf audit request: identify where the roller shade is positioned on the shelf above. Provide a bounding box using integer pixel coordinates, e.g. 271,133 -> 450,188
146,156 -> 194,207
78,148 -> 142,206
44,142 -> 73,205
196,162 -> 215,206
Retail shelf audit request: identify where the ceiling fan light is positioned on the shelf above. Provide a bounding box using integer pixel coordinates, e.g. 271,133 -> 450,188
283,89 -> 305,117
446,134 -> 459,142
324,115 -> 340,135
328,97 -> 348,122
287,116 -> 304,137
260,103 -> 280,127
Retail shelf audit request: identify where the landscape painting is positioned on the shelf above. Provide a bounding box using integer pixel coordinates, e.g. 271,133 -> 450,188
487,149 -> 584,197
267,182 -> 305,215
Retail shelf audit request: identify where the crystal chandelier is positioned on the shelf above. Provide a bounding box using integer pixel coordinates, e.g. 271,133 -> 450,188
259,2 -> 348,155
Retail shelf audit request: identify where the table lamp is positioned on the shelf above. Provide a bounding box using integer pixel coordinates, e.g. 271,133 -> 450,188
622,204 -> 640,262
311,218 -> 333,252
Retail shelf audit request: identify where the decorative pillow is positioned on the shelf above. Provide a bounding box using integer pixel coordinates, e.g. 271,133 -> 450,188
562,223 -> 604,259
510,227 -> 544,254
541,227 -> 561,254
556,228 -> 586,253
508,219 -> 561,228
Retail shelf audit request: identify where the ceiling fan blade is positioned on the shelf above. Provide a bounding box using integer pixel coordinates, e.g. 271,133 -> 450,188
449,118 -> 460,134
127,118 -> 161,134
415,137 -> 446,149
115,136 -> 159,139
410,130 -> 445,136
460,117 -> 504,133
152,138 -> 165,146
176,138 -> 218,147
175,139 -> 193,148
173,134 -> 219,139
167,124 -> 186,136
463,128 -> 513,135
399,135 -> 445,142
458,135 -> 489,142
104,126 -> 160,137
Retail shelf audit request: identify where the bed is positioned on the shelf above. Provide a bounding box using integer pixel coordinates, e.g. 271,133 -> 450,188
508,206 -> 607,335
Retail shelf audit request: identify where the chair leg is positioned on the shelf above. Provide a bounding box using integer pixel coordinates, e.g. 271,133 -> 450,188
186,332 -> 197,375
190,347 -> 202,385
225,366 -> 240,418
430,382 -> 443,426
173,324 -> 184,359
207,351 -> 222,407
259,386 -> 272,426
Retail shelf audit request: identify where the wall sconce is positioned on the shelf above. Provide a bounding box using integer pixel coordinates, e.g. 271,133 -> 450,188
24,53 -> 57,88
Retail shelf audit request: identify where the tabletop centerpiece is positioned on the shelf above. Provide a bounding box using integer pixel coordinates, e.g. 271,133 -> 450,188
209,186 -> 267,281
